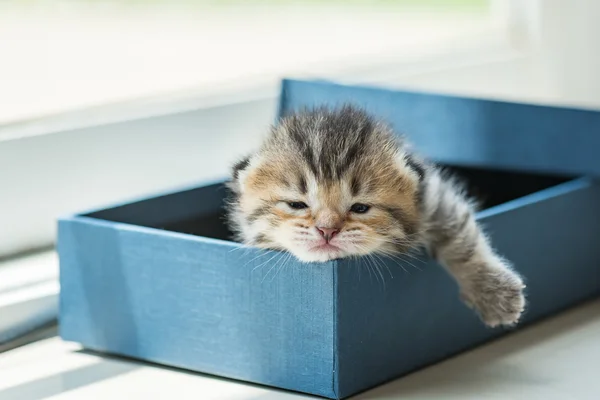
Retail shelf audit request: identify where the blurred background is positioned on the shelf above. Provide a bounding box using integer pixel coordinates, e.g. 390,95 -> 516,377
0,0 -> 494,126
2,0 -> 600,346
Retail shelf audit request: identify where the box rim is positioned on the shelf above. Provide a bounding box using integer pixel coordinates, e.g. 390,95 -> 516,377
476,177 -> 593,220
58,214 -> 242,250
280,78 -> 600,113
59,176 -> 229,220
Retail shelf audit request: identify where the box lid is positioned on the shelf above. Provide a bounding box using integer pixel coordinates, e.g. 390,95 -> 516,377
278,79 -> 600,177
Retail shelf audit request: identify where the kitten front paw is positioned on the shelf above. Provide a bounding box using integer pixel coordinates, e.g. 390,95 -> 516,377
460,268 -> 526,328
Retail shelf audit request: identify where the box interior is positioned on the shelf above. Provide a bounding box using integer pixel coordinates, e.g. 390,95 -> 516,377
86,166 -> 573,242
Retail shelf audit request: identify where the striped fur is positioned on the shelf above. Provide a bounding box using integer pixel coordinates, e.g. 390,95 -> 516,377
227,105 -> 525,327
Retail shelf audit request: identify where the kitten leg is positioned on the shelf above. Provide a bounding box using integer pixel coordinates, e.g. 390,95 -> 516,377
421,170 -> 526,327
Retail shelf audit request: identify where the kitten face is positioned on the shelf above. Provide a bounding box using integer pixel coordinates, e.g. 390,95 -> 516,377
228,106 -> 423,262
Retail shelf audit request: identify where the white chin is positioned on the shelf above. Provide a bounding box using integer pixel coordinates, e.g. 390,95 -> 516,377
292,248 -> 345,263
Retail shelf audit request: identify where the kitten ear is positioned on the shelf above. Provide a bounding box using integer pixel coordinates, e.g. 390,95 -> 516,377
229,155 -> 252,194
404,153 -> 426,182
232,156 -> 251,180
396,151 -> 427,184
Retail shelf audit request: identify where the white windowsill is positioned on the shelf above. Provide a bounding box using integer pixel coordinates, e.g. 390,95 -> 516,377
0,251 -> 59,345
1,298 -> 599,399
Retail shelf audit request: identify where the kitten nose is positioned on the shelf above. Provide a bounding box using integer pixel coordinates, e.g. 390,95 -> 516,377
317,227 -> 340,242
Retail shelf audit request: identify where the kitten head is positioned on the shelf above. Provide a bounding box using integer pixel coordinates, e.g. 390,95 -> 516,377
227,105 -> 424,262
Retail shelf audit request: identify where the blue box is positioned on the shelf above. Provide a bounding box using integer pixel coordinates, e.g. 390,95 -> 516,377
59,79 -> 600,399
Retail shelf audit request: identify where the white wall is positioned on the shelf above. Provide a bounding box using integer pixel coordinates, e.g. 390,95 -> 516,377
0,98 -> 275,257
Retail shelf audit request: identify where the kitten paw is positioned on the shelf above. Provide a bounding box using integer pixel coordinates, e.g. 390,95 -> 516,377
460,268 -> 526,328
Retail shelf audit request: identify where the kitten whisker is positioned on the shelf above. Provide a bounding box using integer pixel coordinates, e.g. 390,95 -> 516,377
244,248 -> 276,265
368,254 -> 387,290
367,256 -> 380,286
364,255 -> 374,283
354,255 -> 362,282
252,251 -> 280,272
376,248 -> 422,272
374,238 -> 426,265
398,252 -> 426,267
268,252 -> 292,283
374,253 -> 401,277
262,253 -> 287,283
381,252 -> 413,273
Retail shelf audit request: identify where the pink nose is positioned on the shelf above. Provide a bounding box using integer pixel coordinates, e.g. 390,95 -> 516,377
317,227 -> 340,242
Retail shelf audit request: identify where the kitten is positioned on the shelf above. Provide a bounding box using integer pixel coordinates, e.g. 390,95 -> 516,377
227,105 -> 525,327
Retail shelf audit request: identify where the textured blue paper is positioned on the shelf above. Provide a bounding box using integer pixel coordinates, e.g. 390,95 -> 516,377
59,210 -> 338,398
335,177 -> 600,397
59,79 -> 600,399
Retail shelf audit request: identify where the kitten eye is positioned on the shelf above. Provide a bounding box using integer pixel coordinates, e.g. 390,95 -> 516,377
350,203 -> 370,214
287,201 -> 308,210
